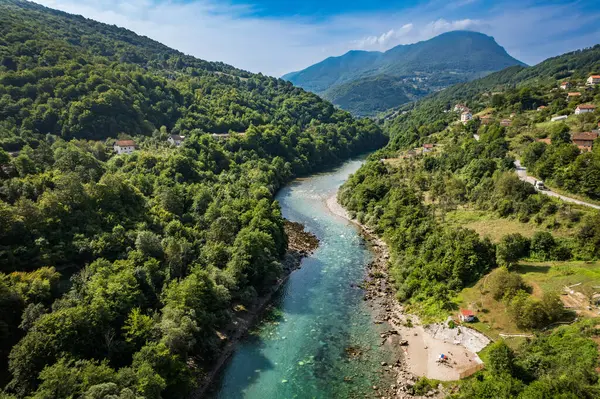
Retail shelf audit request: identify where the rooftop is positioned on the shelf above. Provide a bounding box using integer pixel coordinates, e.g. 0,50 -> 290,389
577,104 -> 596,109
572,132 -> 598,141
115,140 -> 136,147
460,309 -> 475,317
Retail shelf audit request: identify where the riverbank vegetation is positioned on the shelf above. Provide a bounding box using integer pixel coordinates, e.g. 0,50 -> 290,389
0,1 -> 387,397
340,44 -> 600,397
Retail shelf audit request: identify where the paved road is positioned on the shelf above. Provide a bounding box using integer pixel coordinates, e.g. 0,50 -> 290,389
514,160 -> 600,210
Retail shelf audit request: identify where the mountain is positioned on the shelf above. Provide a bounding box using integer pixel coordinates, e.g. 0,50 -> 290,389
283,31 -> 526,116
384,43 -> 600,148
0,1 -> 386,397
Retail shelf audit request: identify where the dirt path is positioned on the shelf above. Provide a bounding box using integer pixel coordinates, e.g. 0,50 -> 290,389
514,160 -> 600,210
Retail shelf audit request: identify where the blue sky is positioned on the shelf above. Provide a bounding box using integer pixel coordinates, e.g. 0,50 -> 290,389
35,0 -> 600,76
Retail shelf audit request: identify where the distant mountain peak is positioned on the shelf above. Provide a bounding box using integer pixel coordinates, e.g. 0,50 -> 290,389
283,30 -> 525,116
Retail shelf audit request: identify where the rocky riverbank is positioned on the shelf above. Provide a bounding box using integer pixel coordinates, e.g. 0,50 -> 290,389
191,221 -> 319,398
326,193 -> 473,398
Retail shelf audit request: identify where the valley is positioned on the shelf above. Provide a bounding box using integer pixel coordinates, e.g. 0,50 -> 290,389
1,0 -> 600,398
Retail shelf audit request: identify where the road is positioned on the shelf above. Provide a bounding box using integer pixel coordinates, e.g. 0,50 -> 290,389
514,160 -> 600,210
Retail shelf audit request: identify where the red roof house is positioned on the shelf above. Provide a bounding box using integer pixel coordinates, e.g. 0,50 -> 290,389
572,132 -> 598,152
459,309 -> 476,323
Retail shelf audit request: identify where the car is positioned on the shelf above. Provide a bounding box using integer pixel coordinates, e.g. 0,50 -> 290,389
535,181 -> 546,190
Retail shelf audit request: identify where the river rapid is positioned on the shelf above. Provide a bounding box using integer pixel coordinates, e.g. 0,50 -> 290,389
209,158 -> 395,398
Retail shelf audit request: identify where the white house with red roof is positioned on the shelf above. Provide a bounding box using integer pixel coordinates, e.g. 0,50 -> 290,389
459,309 -> 475,323
113,140 -> 137,154
575,104 -> 596,115
587,75 -> 600,86
560,82 -> 572,90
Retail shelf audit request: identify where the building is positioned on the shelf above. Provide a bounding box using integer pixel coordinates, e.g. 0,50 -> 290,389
167,135 -> 184,146
423,144 -> 434,153
551,115 -> 568,122
537,138 -> 552,145
572,132 -> 598,152
461,111 -> 472,123
480,116 -> 492,125
454,104 -> 470,113
459,309 -> 476,323
586,75 -> 600,86
575,104 -> 596,115
567,92 -> 582,100
500,119 -> 512,127
537,106 -> 547,112
560,82 -> 572,90
113,140 -> 136,155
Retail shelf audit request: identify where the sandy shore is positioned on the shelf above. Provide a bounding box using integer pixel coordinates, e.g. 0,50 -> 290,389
326,193 -> 488,396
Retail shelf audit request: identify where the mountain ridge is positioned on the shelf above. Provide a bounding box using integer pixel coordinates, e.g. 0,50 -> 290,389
283,31 -> 526,116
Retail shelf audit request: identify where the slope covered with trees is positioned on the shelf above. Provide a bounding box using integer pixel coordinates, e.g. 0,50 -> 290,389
339,43 -> 600,397
384,44 -> 600,149
283,31 -> 524,116
0,1 -> 387,397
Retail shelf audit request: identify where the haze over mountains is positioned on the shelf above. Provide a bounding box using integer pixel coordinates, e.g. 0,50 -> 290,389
283,31 -> 526,116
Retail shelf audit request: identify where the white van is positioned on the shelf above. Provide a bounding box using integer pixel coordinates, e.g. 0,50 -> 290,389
535,181 -> 546,190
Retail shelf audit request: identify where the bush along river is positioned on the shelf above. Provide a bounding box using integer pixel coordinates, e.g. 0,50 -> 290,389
208,158 -> 399,398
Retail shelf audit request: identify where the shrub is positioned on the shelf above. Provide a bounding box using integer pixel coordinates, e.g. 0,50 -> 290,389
530,231 -> 555,260
487,268 -> 528,301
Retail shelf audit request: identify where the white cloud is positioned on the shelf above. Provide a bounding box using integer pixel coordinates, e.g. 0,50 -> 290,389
31,0 -> 600,76
355,18 -> 487,50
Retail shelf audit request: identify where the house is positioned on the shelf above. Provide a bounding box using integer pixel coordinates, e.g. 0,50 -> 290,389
423,144 -> 435,153
567,92 -> 582,100
113,140 -> 137,155
500,119 -> 512,127
459,309 -> 476,323
461,111 -> 472,123
575,104 -> 596,115
586,75 -> 600,86
454,104 -> 470,113
537,138 -> 552,145
479,116 -> 492,125
167,135 -> 184,146
572,132 -> 598,152
537,106 -> 547,112
560,82 -> 572,90
551,115 -> 568,122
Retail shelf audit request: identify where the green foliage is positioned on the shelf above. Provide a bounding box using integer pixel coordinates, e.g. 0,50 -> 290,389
456,320 -> 600,398
487,341 -> 515,376
496,233 -> 530,268
412,376 -> 436,395
0,1 -> 388,397
487,267 -> 528,301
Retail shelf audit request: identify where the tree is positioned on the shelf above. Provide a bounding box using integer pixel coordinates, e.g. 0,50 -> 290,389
487,268 -> 528,301
530,231 -> 556,260
496,233 -> 530,268
487,341 -> 515,376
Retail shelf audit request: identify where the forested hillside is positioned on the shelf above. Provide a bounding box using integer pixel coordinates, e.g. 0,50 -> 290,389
339,43 -> 600,398
384,44 -> 600,148
0,1 -> 387,397
284,31 -> 524,116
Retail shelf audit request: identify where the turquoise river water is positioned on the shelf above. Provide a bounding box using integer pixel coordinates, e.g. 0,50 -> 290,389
209,158 -> 395,398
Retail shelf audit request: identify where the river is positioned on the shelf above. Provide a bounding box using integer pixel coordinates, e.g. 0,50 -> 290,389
208,158 -> 395,398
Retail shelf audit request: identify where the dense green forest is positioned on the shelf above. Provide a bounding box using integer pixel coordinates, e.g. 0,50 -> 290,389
0,1 -> 387,397
283,31 -> 524,116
